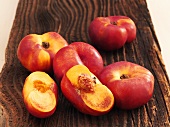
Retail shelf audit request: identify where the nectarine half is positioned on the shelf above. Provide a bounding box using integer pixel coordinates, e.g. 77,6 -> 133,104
22,71 -> 58,118
61,65 -> 114,116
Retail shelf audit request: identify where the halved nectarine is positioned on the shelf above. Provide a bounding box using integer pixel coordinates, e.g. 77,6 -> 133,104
61,65 -> 114,116
22,71 -> 58,118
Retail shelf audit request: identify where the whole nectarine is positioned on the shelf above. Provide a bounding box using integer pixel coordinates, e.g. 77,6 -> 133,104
88,16 -> 136,51
53,42 -> 104,82
17,32 -> 68,73
99,61 -> 154,110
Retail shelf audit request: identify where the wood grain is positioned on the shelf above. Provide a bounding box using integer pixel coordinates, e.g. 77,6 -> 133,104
0,0 -> 170,126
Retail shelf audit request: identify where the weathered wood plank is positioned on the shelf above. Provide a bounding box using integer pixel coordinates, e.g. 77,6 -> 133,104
0,0 -> 170,126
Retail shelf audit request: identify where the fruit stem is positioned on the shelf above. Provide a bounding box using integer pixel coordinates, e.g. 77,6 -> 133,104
111,21 -> 117,25
120,74 -> 129,79
42,42 -> 50,49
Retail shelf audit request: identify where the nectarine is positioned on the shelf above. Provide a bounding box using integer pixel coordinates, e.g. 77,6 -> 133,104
22,71 -> 58,118
99,61 -> 154,110
17,32 -> 68,73
61,65 -> 114,116
53,42 -> 104,82
88,16 -> 136,51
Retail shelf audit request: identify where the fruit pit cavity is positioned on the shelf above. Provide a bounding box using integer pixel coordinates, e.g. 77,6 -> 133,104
78,74 -> 96,92
33,80 -> 49,93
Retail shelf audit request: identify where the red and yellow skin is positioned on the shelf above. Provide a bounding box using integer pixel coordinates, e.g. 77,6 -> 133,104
17,32 -> 68,73
88,16 -> 136,51
99,61 -> 154,110
53,42 -> 104,82
61,65 -> 114,116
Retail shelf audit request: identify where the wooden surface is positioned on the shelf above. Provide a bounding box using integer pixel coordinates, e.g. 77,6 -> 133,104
0,0 -> 170,126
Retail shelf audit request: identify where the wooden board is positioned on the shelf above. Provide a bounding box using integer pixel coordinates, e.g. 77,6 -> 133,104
0,0 -> 170,126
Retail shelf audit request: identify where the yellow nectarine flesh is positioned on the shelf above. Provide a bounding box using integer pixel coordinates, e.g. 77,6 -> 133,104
81,85 -> 114,112
66,65 -> 114,112
28,89 -> 55,112
23,71 -> 57,113
66,64 -> 91,89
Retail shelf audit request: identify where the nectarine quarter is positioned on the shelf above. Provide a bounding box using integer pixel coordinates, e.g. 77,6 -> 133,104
61,65 -> 114,116
99,61 -> 154,110
22,71 -> 58,118
53,42 -> 104,82
17,32 -> 68,73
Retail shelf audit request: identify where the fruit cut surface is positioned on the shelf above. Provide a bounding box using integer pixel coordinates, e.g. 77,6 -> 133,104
23,71 -> 57,114
81,84 -> 114,111
66,65 -> 114,112
28,89 -> 56,112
